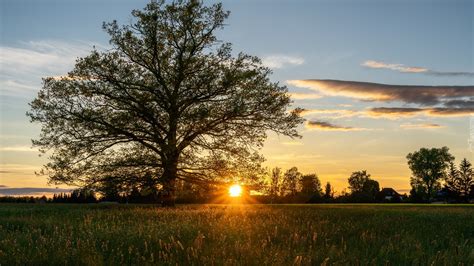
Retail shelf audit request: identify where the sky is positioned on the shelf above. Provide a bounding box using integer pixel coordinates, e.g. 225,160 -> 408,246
1,0 -> 473,196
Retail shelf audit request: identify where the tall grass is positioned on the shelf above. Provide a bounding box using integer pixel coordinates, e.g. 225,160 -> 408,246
0,204 -> 473,265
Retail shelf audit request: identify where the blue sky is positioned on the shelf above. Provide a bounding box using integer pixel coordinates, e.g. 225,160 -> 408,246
1,0 -> 473,195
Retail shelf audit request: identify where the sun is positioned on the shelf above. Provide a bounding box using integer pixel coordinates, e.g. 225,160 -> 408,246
228,184 -> 243,197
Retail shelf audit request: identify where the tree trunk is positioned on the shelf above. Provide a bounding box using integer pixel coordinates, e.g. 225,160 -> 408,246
427,183 -> 433,203
161,177 -> 176,207
161,158 -> 178,207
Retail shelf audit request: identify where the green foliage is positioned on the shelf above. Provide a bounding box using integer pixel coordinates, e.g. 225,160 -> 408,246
407,147 -> 454,202
1,204 -> 473,265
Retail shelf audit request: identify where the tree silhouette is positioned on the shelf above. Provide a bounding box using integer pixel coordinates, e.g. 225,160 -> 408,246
282,167 -> 301,196
28,1 -> 303,206
445,162 -> 461,200
300,174 -> 322,196
269,167 -> 281,203
445,158 -> 473,202
407,147 -> 454,202
458,159 -> 474,202
347,170 -> 379,202
324,182 -> 334,200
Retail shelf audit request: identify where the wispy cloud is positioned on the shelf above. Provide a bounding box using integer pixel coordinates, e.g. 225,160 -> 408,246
362,60 -> 474,77
262,55 -> 304,69
0,146 -> 38,152
428,107 -> 474,116
0,40 -> 105,97
288,79 -> 474,106
367,107 -> 474,118
0,164 -> 43,174
0,80 -> 38,94
0,187 -> 72,196
288,92 -> 322,100
300,107 -> 473,120
280,141 -> 304,146
400,123 -> 444,129
366,107 -> 422,118
300,109 -> 359,118
305,120 -> 367,131
362,60 -> 427,73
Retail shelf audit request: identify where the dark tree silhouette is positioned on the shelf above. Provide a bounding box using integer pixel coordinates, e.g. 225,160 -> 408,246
407,147 -> 454,202
457,159 -> 473,202
348,170 -> 377,193
445,158 -> 473,202
28,1 -> 303,206
445,162 -> 461,200
268,167 -> 281,202
324,182 -> 334,200
347,170 -> 380,202
300,174 -> 322,196
282,167 -> 301,196
348,170 -> 369,193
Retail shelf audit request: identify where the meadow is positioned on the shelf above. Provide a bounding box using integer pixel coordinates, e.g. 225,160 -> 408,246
0,204 -> 473,265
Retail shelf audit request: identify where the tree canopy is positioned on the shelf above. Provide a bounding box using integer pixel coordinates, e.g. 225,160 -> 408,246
347,170 -> 380,202
281,167 -> 301,196
407,147 -> 454,202
445,158 -> 474,202
300,174 -> 322,196
28,0 -> 303,205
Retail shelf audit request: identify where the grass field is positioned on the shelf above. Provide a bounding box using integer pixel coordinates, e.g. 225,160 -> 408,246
0,204 -> 473,265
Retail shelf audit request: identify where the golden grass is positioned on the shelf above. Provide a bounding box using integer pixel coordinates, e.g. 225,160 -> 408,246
0,204 -> 473,265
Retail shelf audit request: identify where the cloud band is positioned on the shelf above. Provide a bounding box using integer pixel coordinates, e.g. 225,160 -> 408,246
288,79 -> 474,106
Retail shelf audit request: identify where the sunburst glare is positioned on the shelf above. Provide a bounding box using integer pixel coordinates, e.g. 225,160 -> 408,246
228,184 -> 243,197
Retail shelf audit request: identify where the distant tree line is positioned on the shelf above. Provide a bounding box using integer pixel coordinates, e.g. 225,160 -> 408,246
2,146 -> 472,204
254,167 -> 405,204
52,190 -> 97,203
0,190 -> 98,204
407,147 -> 473,203
0,196 -> 49,203
0,169 -> 383,204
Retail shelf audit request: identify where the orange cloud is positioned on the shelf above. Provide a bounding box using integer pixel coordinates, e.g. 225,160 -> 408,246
288,92 -> 322,100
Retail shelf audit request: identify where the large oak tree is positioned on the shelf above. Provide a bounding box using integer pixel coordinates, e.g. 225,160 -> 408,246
28,0 -> 303,205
